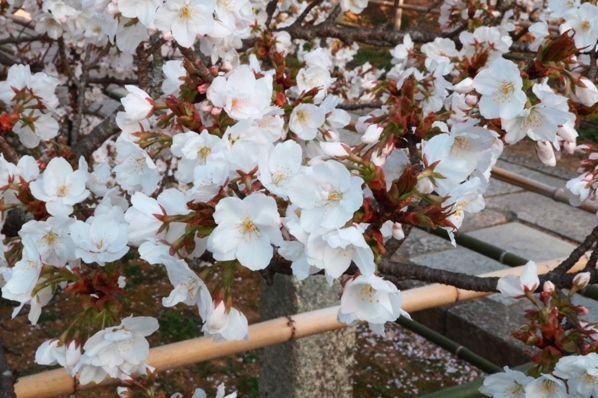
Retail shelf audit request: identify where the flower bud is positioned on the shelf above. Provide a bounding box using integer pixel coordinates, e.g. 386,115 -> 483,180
453,77 -> 474,94
361,124 -> 383,144
536,142 -> 556,167
573,272 -> 591,290
197,83 -> 210,94
543,281 -> 555,294
320,142 -> 350,158
392,223 -> 405,240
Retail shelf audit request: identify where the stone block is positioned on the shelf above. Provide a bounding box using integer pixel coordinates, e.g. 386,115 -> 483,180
259,274 -> 354,398
468,222 -> 577,261
445,298 -> 533,367
390,228 -> 454,261
411,247 -> 506,275
460,208 -> 513,232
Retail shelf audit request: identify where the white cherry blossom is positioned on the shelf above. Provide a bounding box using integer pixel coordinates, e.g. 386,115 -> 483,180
154,0 -> 216,48
207,193 -> 283,270
473,57 -> 526,120
338,274 -> 406,336
30,157 -> 90,217
497,261 -> 540,298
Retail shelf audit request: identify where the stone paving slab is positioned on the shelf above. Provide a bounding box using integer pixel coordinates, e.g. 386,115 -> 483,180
485,192 -> 594,243
460,208 -> 513,232
467,222 -> 578,262
411,247 -> 505,275
391,228 -> 455,260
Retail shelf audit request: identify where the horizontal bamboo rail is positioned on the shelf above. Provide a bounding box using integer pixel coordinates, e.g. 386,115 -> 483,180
14,254 -> 589,398
490,167 -> 598,214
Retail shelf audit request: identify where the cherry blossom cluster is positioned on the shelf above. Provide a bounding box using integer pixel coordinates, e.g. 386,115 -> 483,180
1,0 -> 598,392
481,264 -> 598,397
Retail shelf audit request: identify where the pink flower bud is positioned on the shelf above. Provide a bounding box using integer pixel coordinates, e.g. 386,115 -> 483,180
221,61 -> 233,71
573,272 -> 591,289
543,281 -> 555,294
564,141 -> 576,155
465,94 -> 478,107
392,223 -> 405,240
536,142 -> 556,167
371,151 -> 387,167
197,83 -> 210,94
162,31 -> 174,41
211,107 -> 222,116
579,306 -> 590,316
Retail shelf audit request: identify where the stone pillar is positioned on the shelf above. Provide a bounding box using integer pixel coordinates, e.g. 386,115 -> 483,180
259,274 -> 355,398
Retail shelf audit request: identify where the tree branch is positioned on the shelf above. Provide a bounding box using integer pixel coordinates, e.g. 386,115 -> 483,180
379,258 -> 500,292
71,106 -> 122,160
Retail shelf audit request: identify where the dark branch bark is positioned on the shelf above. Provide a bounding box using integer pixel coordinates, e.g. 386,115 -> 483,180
0,136 -> 19,164
275,13 -> 531,51
337,102 -> 383,110
550,225 -> 598,277
177,44 -> 214,84
265,0 -> 279,28
379,258 -> 500,292
71,106 -> 122,160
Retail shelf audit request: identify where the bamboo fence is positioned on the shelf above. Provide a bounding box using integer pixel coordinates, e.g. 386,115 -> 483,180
14,254 -> 590,398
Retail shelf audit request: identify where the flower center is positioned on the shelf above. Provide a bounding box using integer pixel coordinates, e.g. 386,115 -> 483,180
56,184 -> 70,197
523,109 -> 545,130
198,146 -> 211,161
540,380 -> 558,392
326,190 -> 343,205
217,0 -> 235,12
295,110 -> 308,124
94,238 -> 106,250
44,231 -> 59,246
495,81 -> 515,103
580,20 -> 591,32
179,5 -> 193,19
239,217 -> 259,240
508,383 -> 524,394
451,136 -> 472,157
356,285 -> 379,303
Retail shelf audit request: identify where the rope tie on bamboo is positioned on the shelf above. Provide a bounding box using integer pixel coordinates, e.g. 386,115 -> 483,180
286,315 -> 296,341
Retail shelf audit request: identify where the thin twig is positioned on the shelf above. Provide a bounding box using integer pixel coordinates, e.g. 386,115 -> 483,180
70,45 -> 93,146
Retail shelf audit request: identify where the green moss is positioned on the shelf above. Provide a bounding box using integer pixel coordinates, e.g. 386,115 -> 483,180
156,308 -> 202,343
351,45 -> 393,70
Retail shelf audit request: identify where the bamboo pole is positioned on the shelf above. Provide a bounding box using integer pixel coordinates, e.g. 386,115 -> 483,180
490,167 -> 598,214
14,254 -> 589,398
420,362 -> 534,397
396,317 -> 503,374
